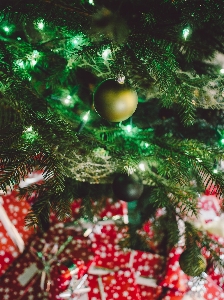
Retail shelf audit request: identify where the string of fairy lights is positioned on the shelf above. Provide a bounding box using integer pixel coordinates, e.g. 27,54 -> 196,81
2,17 -> 224,176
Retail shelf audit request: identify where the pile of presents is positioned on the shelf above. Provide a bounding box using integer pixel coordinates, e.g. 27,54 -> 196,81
0,172 -> 224,300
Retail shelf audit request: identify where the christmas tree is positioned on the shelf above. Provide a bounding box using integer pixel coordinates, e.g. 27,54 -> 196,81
1,0 -> 224,278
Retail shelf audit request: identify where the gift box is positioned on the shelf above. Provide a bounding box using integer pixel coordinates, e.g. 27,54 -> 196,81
203,275 -> 224,300
137,277 -> 162,300
132,250 -> 165,279
0,222 -> 94,300
0,189 -> 34,275
162,289 -> 186,300
87,268 -> 141,300
159,247 -> 189,292
91,244 -> 131,271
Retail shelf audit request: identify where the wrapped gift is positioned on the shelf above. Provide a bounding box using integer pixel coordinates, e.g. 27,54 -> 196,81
0,189 -> 34,275
137,277 -> 162,300
162,289 -> 186,300
91,244 -> 131,271
132,250 -> 165,279
185,274 -> 224,300
198,194 -> 221,223
203,275 -> 224,300
0,222 -> 94,300
98,198 -> 126,220
159,247 -> 189,292
87,268 -> 141,300
207,264 -> 224,290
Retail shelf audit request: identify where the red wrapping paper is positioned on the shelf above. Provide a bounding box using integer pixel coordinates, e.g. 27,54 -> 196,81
159,247 -> 189,292
132,250 -> 165,279
98,198 -> 125,219
87,268 -> 141,300
92,244 -> 131,271
203,276 -> 224,300
0,190 -> 33,275
162,290 -> 185,300
137,285 -> 162,300
0,222 -> 94,300
207,265 -> 224,290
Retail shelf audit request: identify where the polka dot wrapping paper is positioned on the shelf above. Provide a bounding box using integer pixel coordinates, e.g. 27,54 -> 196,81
0,189 -> 34,276
87,268 -> 141,300
159,247 -> 189,293
0,222 -> 94,300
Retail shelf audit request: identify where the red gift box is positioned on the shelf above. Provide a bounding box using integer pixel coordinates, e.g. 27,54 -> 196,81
203,275 -> 224,300
0,222 -> 94,300
87,268 -> 141,300
159,247 -> 189,292
0,189 -> 34,275
132,250 -> 165,279
91,244 -> 131,271
162,290 -> 185,300
98,198 -> 125,219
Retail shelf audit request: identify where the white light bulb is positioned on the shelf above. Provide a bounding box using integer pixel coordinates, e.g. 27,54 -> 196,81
37,21 -> 44,30
183,28 -> 190,40
139,163 -> 145,171
3,26 -> 10,32
102,49 -> 111,60
125,125 -> 132,132
83,111 -> 90,121
26,126 -> 33,132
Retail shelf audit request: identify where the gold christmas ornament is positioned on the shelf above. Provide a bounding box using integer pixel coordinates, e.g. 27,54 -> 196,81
179,250 -> 207,277
93,79 -> 138,122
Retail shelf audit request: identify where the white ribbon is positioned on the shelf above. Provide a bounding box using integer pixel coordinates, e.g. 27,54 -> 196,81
0,197 -> 25,253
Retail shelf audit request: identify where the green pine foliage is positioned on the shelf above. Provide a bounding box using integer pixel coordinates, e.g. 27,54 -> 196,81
1,0 -> 224,266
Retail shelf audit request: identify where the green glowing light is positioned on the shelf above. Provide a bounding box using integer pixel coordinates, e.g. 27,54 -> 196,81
37,21 -> 44,30
221,138 -> 224,145
89,0 -> 94,5
139,163 -> 145,171
220,69 -> 224,74
82,111 -> 90,121
183,28 -> 190,40
17,37 -> 22,41
3,26 -> 10,33
145,143 -> 149,147
15,59 -> 25,69
63,95 -> 72,105
125,125 -> 132,132
28,50 -> 40,67
213,169 -> 218,174
102,49 -> 111,60
72,38 -> 79,45
26,126 -> 33,132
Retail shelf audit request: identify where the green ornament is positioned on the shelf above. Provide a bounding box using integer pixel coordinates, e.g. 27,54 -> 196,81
179,250 -> 207,277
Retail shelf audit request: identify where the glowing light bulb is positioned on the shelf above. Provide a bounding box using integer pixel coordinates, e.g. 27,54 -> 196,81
183,28 -> 190,40
37,20 -> 44,30
221,138 -> 224,145
220,69 -> 224,74
102,49 -> 111,60
16,59 -> 25,69
213,169 -> 218,174
82,111 -> 90,121
64,95 -> 72,104
3,26 -> 10,32
139,163 -> 145,171
125,125 -> 132,132
89,0 -> 94,5
145,143 -> 149,147
26,126 -> 33,132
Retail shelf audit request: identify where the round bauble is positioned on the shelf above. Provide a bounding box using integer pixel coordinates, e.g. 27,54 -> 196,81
179,250 -> 207,277
93,79 -> 138,122
112,173 -> 143,202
